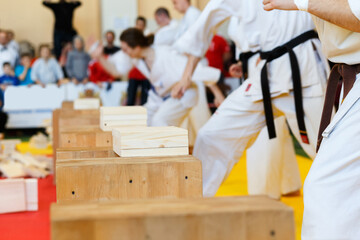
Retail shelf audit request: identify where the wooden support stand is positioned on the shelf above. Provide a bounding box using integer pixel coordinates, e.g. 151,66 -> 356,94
51,196 -> 295,240
56,147 -> 117,162
59,129 -> 112,148
56,155 -> 202,203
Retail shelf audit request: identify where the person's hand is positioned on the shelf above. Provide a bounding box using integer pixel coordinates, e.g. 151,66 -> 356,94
171,79 -> 192,99
36,80 -> 46,88
263,0 -> 298,11
91,43 -> 104,60
0,85 -> 7,91
72,78 -> 79,85
97,82 -> 103,88
214,93 -> 225,108
82,78 -> 89,84
229,62 -> 243,78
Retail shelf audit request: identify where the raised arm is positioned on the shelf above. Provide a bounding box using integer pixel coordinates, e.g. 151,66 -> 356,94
171,0 -> 242,98
263,0 -> 360,33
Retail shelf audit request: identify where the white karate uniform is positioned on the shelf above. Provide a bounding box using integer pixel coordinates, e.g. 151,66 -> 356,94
302,2 -> 360,238
154,20 -> 178,46
175,0 -> 329,197
228,17 -> 301,199
174,6 -> 201,41
110,47 -> 221,127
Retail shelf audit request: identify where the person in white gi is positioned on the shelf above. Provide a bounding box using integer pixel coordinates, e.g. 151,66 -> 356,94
94,28 -> 223,127
154,7 -> 179,46
264,0 -> 360,238
172,0 -> 201,41
173,0 -> 329,197
227,17 -> 302,199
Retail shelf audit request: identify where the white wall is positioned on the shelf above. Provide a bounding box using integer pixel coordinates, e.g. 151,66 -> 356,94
100,0 -> 138,44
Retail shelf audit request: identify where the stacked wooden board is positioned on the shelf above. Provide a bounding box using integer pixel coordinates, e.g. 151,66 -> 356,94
52,101 -> 295,240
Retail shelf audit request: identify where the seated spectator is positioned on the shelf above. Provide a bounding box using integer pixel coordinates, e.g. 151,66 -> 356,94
31,44 -> 64,87
103,31 -> 120,55
66,36 -> 91,84
0,31 -> 18,76
15,54 -> 34,86
0,62 -> 20,88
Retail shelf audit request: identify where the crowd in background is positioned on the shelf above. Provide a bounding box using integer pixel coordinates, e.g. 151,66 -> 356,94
0,0 -> 235,107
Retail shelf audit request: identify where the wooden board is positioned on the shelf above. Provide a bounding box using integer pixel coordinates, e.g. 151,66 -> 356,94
113,127 -> 189,157
61,101 -> 74,110
59,129 -> 112,148
100,106 -> 147,132
0,179 -> 38,214
56,155 -> 202,203
51,196 -> 295,240
57,147 -> 118,162
74,98 -> 100,110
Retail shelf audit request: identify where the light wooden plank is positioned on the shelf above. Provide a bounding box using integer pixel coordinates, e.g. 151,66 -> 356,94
112,126 -> 188,150
118,147 -> 189,157
100,106 -> 147,132
25,179 -> 38,211
56,155 -> 202,203
74,99 -> 100,110
0,179 -> 26,214
51,196 -> 295,240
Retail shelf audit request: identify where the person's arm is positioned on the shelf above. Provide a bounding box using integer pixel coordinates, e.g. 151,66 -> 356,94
54,60 -> 64,82
18,67 -> 29,81
65,53 -> 74,79
42,0 -> 55,9
208,84 -> 225,107
172,0 -> 241,98
263,0 -> 360,32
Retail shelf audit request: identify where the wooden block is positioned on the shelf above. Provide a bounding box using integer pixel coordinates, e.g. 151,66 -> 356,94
61,101 -> 74,110
0,179 -> 38,214
112,127 -> 189,157
25,179 -> 38,211
51,196 -> 295,240
100,106 -> 147,131
56,147 -> 118,162
0,162 -> 26,178
56,155 -> 202,203
59,129 -> 112,148
73,98 -> 100,110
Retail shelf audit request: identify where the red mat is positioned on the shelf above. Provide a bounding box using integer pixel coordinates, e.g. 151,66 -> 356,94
0,175 -> 56,240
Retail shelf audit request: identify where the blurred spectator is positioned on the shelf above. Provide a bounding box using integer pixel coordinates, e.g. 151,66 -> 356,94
42,0 -> 82,59
136,16 -> 151,36
103,31 -> 120,55
19,40 -> 36,59
0,31 -> 18,76
88,58 -> 114,85
31,44 -> 64,87
205,35 -> 231,76
6,30 -> 20,53
126,17 -> 151,106
59,42 -> 73,77
0,62 -> 20,88
172,0 -> 200,39
66,35 -> 90,84
154,7 -> 178,46
15,54 -> 34,86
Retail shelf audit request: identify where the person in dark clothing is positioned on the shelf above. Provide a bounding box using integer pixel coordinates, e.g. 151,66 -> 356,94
103,31 -> 120,56
42,0 -> 82,59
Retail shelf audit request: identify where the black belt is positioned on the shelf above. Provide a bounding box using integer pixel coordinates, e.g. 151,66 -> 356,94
239,51 -> 259,79
259,30 -> 318,144
317,63 -> 360,152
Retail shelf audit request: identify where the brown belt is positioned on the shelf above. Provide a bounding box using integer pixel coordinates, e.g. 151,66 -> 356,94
317,63 -> 360,152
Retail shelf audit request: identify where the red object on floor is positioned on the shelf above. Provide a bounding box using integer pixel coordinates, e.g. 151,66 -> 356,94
0,175 -> 56,240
